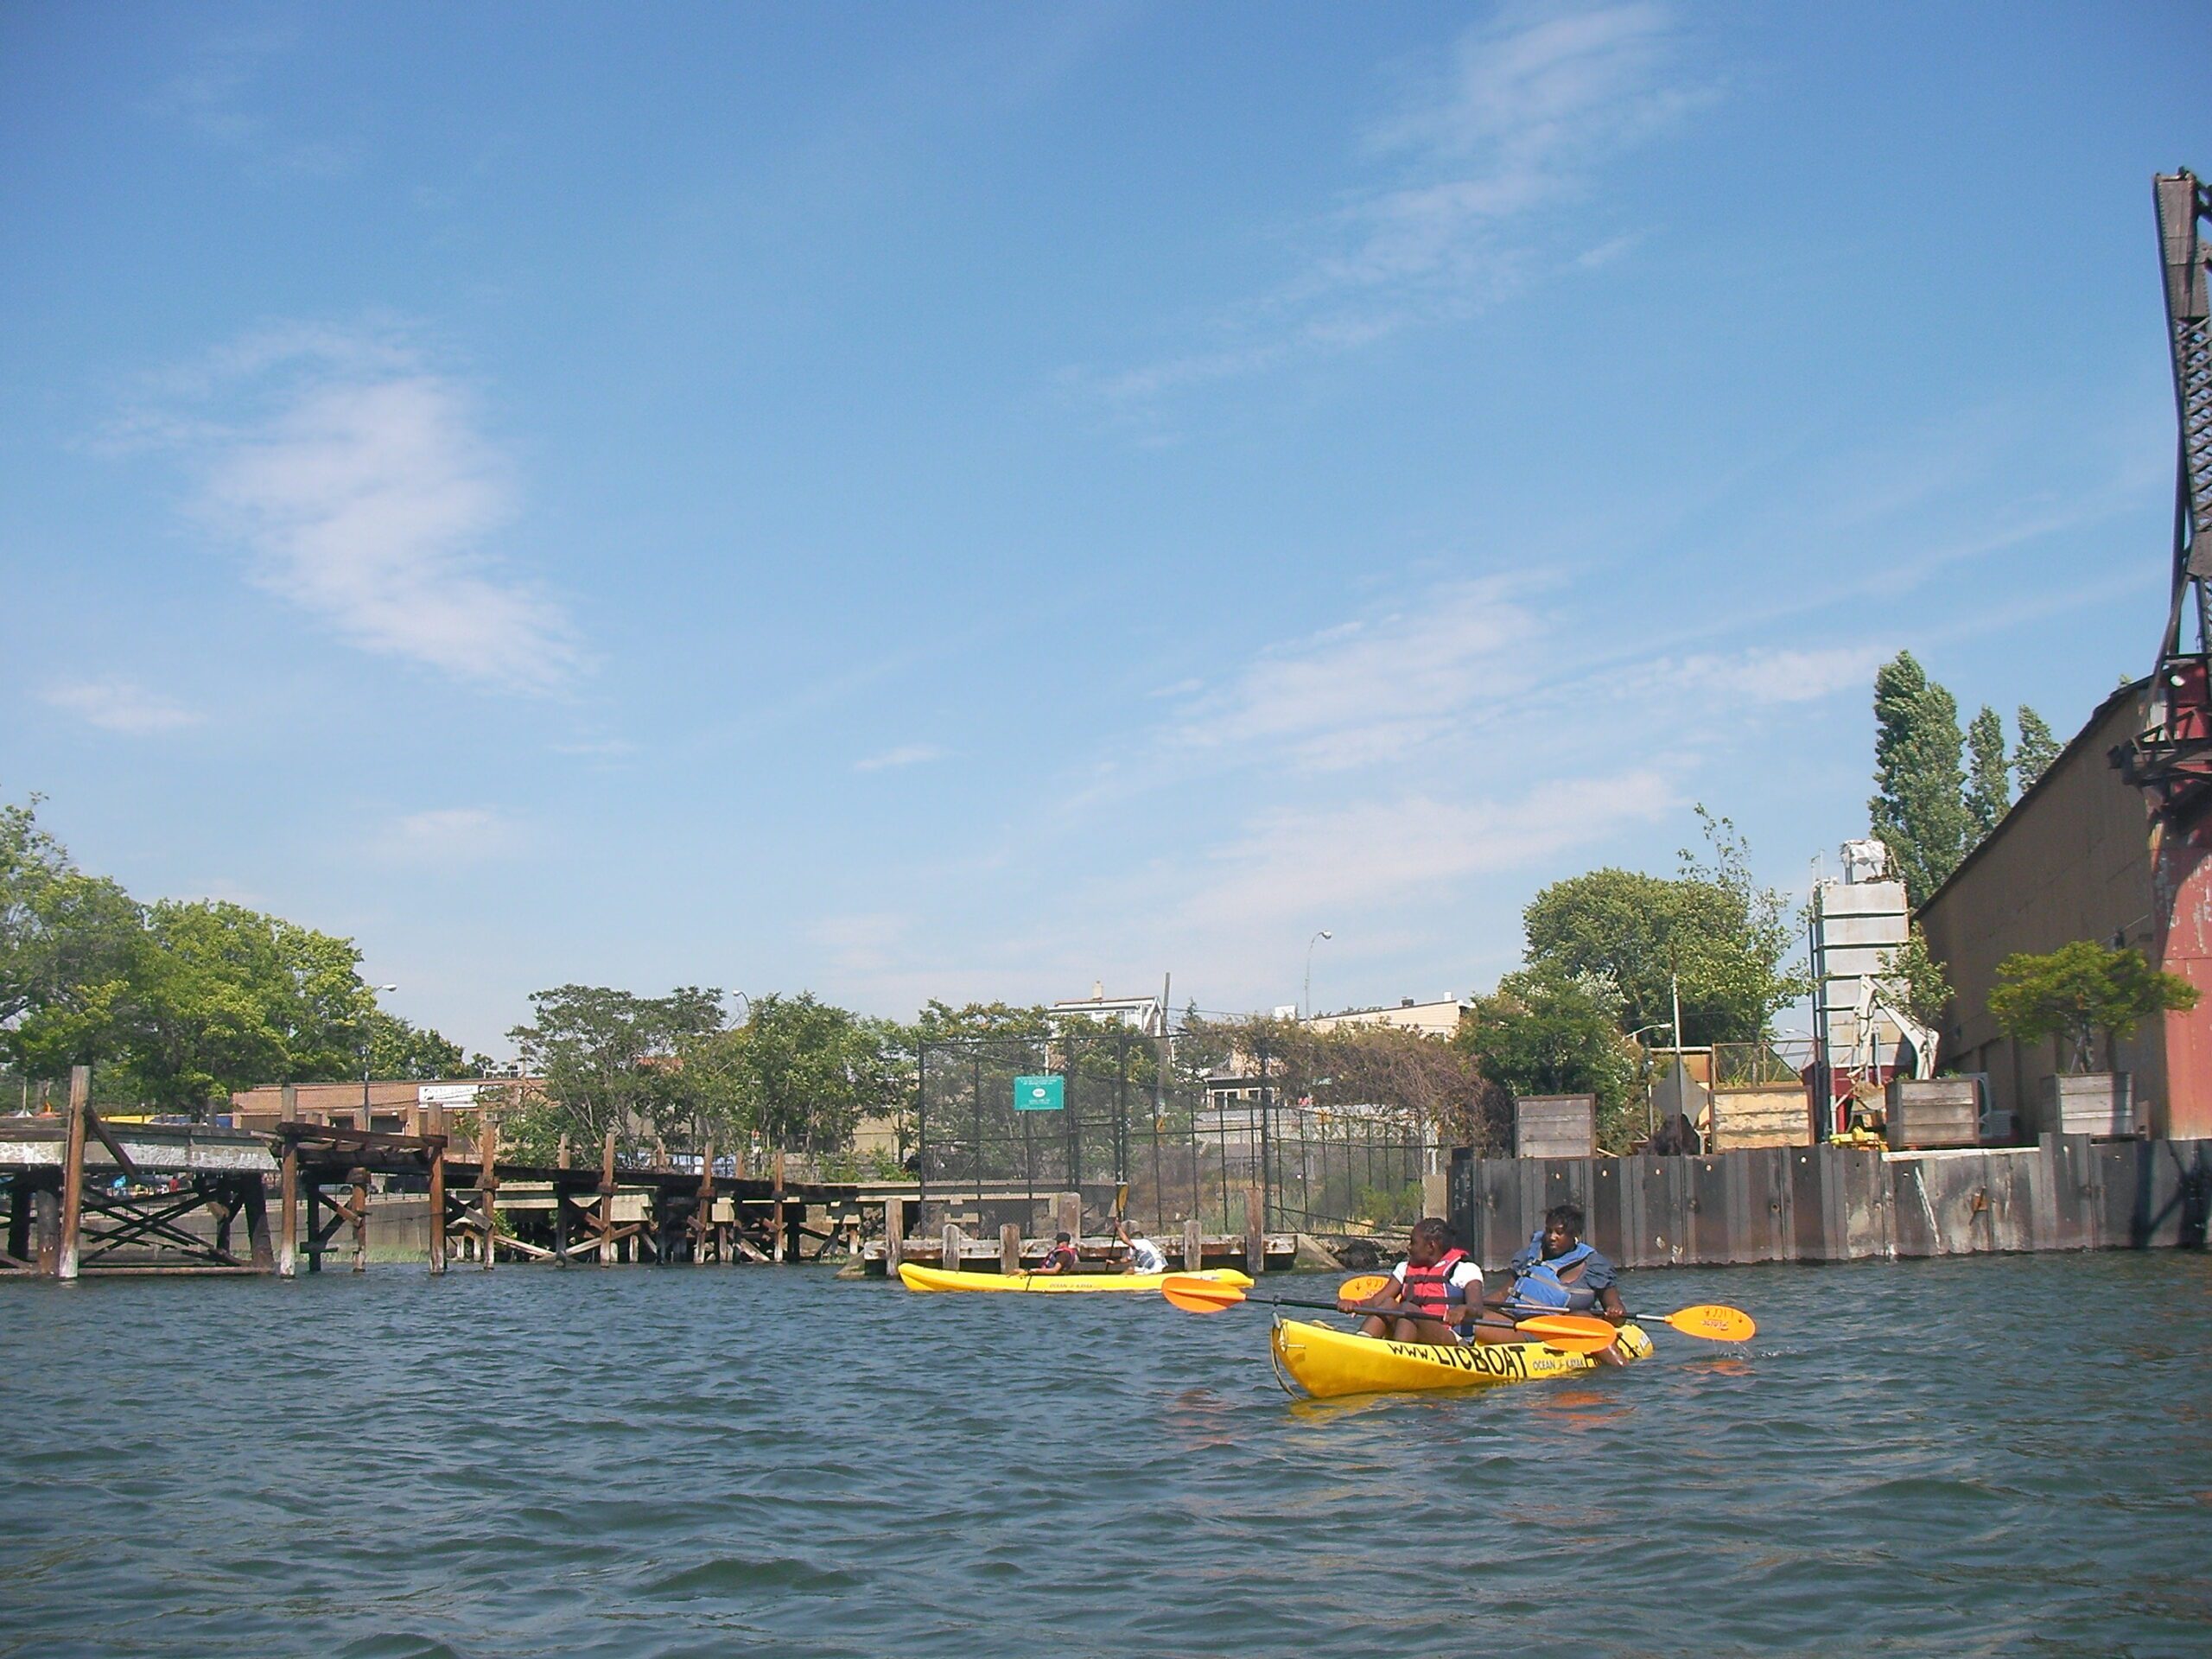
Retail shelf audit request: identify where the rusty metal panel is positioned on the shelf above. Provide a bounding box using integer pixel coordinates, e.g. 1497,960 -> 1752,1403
1586,1158 -> 1627,1267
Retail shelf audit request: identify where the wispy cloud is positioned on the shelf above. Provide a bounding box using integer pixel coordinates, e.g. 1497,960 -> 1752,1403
375,806 -> 518,866
146,27 -> 362,177
1166,576 -> 1548,770
1079,3 -> 1696,407
1187,771 -> 1677,931
129,326 -> 582,694
855,742 -> 947,772
41,680 -> 203,735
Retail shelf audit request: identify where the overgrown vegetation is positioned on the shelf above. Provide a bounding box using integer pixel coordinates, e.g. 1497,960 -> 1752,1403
1987,941 -> 2199,1072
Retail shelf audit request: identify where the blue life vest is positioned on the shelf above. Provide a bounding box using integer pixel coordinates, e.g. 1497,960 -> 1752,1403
1508,1233 -> 1599,1313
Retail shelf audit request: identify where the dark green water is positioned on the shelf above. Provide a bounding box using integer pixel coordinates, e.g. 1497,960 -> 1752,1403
2,1252 -> 2207,1657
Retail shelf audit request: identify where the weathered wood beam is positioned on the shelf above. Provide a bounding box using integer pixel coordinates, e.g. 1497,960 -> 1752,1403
57,1065 -> 89,1280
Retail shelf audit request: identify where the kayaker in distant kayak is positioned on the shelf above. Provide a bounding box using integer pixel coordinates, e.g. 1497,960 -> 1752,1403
1032,1231 -> 1081,1274
1115,1219 -> 1168,1275
1479,1202 -> 1630,1363
1338,1217 -> 1483,1344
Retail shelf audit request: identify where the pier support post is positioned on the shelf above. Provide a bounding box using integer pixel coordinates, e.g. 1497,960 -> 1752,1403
242,1176 -> 274,1273
426,1104 -> 446,1275
479,1118 -> 499,1272
885,1199 -> 904,1270
56,1065 -> 89,1281
599,1129 -> 619,1266
1243,1184 -> 1265,1279
1183,1216 -> 1204,1272
1056,1191 -> 1081,1243
279,1144 -> 298,1277
772,1152 -> 788,1263
6,1177 -> 29,1266
1001,1221 -> 1020,1274
33,1182 -> 60,1274
693,1141 -> 716,1266
349,1166 -> 370,1273
943,1220 -> 963,1275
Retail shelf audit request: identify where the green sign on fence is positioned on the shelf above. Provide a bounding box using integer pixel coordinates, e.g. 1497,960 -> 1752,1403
1013,1074 -> 1065,1111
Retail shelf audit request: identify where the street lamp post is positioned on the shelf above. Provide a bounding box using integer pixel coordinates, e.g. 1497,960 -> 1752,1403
361,983 -> 398,1121
1303,931 -> 1334,1020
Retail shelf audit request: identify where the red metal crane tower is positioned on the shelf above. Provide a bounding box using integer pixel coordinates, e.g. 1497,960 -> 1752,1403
2113,169 -> 2212,1134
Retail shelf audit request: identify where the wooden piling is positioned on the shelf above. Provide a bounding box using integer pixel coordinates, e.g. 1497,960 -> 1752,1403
426,1104 -> 447,1275
1182,1216 -> 1204,1272
598,1129 -> 618,1266
279,1144 -> 299,1277
558,1134 -> 572,1170
885,1198 -> 905,1270
1001,1221 -> 1020,1274
772,1151 -> 787,1263
694,1141 -> 716,1266
349,1166 -> 370,1273
479,1117 -> 499,1272
33,1183 -> 60,1274
56,1065 -> 89,1281
943,1220 -> 963,1276
1243,1184 -> 1265,1279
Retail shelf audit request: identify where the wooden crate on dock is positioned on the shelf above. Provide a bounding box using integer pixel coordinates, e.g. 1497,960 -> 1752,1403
1514,1095 -> 1595,1160
2035,1072 -> 2143,1138
1708,1084 -> 1813,1150
1885,1078 -> 1979,1149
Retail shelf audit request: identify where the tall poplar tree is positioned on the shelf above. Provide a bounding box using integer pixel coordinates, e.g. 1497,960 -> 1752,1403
2013,705 -> 2061,791
1868,652 -> 1970,906
1965,705 -> 2011,840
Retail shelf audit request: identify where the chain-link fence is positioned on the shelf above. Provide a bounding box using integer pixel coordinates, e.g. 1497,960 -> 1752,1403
914,1030 -> 1436,1236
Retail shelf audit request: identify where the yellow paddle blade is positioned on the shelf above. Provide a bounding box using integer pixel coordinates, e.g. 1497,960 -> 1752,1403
1512,1313 -> 1619,1355
1659,1304 -> 1756,1341
1337,1273 -> 1391,1303
1160,1274 -> 1249,1313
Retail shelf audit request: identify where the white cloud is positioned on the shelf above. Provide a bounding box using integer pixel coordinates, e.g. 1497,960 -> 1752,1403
149,327 -> 582,694
41,680 -> 202,735
1084,3 -> 1694,404
1640,645 -> 1888,707
1171,576 -> 1548,769
855,743 -> 946,772
1187,771 -> 1678,931
377,807 -> 518,866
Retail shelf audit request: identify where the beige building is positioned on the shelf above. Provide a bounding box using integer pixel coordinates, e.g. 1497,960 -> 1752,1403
1918,678 -> 2207,1138
1304,997 -> 1470,1039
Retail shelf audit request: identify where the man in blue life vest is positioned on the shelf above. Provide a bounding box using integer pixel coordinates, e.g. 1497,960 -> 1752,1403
1337,1217 -> 1485,1344
1478,1201 -> 1631,1363
1031,1230 -> 1081,1275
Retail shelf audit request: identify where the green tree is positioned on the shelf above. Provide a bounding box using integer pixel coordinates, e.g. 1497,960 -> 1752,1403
1522,810 -> 1804,1046
365,1011 -> 477,1080
507,984 -> 728,1152
1987,941 -> 2200,1072
100,901 -> 371,1114
1874,924 -> 1953,1030
1458,965 -> 1637,1150
1965,705 -> 2011,840
1868,651 -> 1971,906
1,793 -> 141,1069
2013,704 -> 2061,792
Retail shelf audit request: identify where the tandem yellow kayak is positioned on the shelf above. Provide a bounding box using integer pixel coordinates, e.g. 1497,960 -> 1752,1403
1268,1317 -> 1653,1399
897,1262 -> 1255,1294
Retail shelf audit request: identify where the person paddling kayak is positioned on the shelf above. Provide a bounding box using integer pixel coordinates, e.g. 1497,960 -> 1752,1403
1478,1202 -> 1630,1363
1115,1219 -> 1168,1275
1031,1231 -> 1081,1274
1338,1217 -> 1484,1345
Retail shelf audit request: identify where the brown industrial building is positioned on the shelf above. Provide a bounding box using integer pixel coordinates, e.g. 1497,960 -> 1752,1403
1920,678 -> 2210,1140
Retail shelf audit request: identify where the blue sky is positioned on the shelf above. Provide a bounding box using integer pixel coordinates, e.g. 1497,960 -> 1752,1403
3,2 -> 2207,1055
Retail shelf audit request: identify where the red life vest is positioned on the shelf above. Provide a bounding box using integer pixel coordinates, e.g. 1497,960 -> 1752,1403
1399,1248 -> 1471,1321
1044,1243 -> 1079,1272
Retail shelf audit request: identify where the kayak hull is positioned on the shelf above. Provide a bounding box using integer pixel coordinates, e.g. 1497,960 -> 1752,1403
897,1262 -> 1254,1294
1268,1317 -> 1653,1399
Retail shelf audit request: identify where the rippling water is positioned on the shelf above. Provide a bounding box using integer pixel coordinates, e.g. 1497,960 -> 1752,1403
2,1252 -> 2207,1656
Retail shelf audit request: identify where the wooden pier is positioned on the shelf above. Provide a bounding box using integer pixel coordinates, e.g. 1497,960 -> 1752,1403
0,1067 -> 863,1278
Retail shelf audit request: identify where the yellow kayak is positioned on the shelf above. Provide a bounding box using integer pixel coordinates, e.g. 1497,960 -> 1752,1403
897,1262 -> 1254,1294
1268,1316 -> 1653,1399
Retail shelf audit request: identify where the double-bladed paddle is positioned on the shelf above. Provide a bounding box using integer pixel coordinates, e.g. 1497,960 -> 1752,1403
1158,1274 -> 1620,1355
